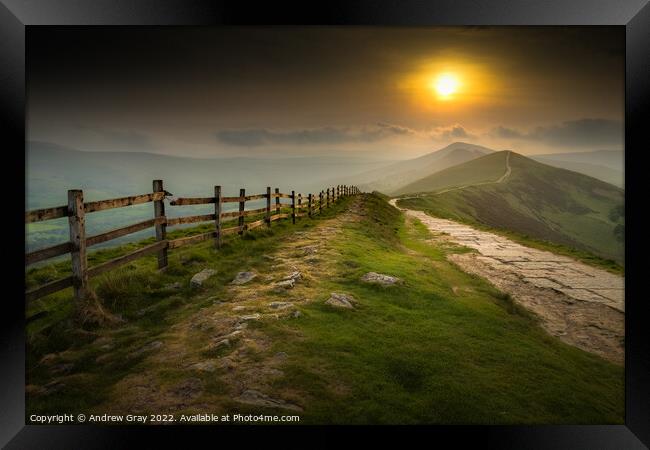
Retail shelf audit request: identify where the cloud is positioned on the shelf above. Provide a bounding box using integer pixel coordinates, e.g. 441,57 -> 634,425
491,126 -> 524,139
491,119 -> 623,148
216,123 -> 416,147
429,124 -> 477,141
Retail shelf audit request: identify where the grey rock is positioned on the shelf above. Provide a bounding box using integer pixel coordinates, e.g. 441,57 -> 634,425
291,310 -> 303,318
222,330 -> 243,340
274,279 -> 295,290
239,313 -> 261,321
325,292 -> 355,309
231,271 -> 257,285
361,272 -> 401,286
235,389 -> 303,412
188,361 -> 217,372
208,338 -> 231,351
268,301 -> 293,310
164,281 -> 182,290
282,271 -> 302,282
190,269 -> 216,288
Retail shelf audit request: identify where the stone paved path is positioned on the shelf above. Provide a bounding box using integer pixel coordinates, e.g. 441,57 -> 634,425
391,199 -> 625,364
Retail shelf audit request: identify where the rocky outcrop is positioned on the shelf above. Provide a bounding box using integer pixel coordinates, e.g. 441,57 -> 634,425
360,272 -> 401,286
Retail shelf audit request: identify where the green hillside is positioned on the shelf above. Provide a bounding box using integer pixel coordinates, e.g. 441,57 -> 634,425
26,194 -> 622,424
393,150 -> 509,195
396,152 -> 624,263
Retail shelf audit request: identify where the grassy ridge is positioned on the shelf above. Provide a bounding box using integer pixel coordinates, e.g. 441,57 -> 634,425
25,202 -> 349,416
248,194 -> 623,423
393,151 -> 508,195
396,152 -> 624,264
26,194 -> 623,424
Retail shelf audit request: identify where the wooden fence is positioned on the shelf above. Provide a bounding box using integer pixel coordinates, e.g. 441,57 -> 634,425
25,182 -> 360,303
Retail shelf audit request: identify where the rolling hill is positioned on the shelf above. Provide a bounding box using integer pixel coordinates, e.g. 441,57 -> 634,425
350,142 -> 494,193
396,151 -> 624,263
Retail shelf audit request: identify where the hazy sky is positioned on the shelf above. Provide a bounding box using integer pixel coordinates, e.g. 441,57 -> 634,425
28,26 -> 624,159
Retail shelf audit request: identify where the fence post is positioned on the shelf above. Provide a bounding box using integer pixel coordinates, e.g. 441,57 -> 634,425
68,189 -> 89,301
238,188 -> 245,235
275,187 -> 280,215
320,191 -> 323,214
291,190 -> 296,224
337,185 -> 340,200
308,193 -> 313,218
153,180 -> 168,269
215,185 -> 222,248
298,193 -> 302,220
266,186 -> 272,227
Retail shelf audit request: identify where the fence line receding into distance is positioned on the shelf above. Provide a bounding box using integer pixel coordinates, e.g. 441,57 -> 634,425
25,182 -> 360,303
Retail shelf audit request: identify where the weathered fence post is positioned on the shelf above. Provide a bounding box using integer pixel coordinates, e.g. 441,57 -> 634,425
215,185 -> 222,248
337,185 -> 340,200
308,193 -> 313,218
298,193 -> 302,220
291,190 -> 296,224
275,188 -> 280,215
238,188 -> 245,234
68,189 -> 89,301
153,180 -> 168,269
266,186 -> 272,227
319,191 -> 323,214
326,188 -> 330,208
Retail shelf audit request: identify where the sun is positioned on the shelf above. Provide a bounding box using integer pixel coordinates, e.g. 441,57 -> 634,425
432,73 -> 460,99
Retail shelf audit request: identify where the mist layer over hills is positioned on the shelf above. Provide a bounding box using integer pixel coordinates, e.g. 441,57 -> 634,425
26,141 -> 624,258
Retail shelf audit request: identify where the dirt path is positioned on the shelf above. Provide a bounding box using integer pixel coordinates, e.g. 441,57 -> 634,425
96,197 -> 365,415
390,199 -> 624,364
408,150 -> 512,198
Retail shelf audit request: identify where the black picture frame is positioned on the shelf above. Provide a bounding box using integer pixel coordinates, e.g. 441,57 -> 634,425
1,1 -> 648,447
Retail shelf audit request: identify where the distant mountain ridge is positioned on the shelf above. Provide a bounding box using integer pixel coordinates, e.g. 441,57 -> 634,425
354,142 -> 495,193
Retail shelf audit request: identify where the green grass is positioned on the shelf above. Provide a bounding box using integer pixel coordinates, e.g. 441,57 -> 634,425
25,194 -> 623,424
398,195 -> 623,275
251,194 -> 623,424
25,200 -> 351,417
393,151 -> 508,195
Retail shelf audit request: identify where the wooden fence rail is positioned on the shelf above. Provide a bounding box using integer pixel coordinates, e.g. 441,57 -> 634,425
25,181 -> 361,303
